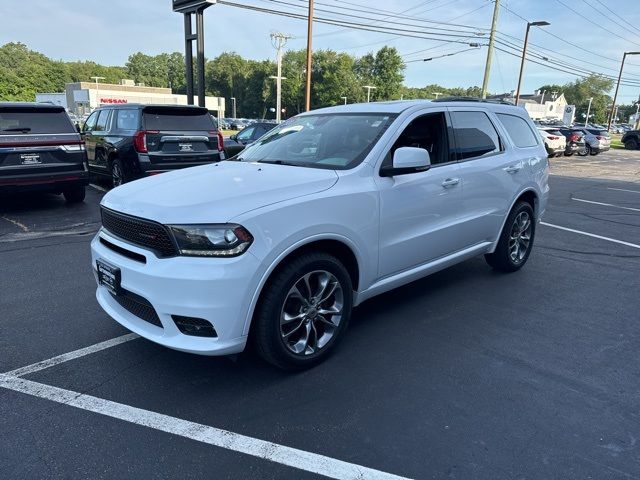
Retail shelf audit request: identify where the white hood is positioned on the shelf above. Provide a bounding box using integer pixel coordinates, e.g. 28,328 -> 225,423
101,161 -> 339,224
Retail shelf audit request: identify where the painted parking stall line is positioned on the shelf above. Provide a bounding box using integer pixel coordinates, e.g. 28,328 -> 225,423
0,374 -> 412,480
540,222 -> 640,250
571,197 -> 640,213
5,333 -> 138,378
607,187 -> 640,195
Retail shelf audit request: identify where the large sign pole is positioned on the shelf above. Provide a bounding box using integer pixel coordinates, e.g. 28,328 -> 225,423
173,1 -> 215,107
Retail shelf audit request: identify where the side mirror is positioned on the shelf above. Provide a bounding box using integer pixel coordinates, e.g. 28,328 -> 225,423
380,147 -> 431,177
230,134 -> 237,141
76,124 -> 82,133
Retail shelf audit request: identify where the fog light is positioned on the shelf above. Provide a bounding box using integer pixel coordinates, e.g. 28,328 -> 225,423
171,315 -> 218,337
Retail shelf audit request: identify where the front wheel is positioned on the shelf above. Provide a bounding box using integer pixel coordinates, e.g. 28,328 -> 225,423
625,139 -> 638,150
485,201 -> 535,272
253,252 -> 353,370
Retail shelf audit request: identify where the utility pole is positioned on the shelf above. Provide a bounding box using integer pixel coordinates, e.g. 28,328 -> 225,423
608,51 -> 640,130
363,85 -> 377,102
481,0 -> 500,99
305,0 -> 314,111
90,76 -> 105,110
270,32 -> 291,123
585,97 -> 593,127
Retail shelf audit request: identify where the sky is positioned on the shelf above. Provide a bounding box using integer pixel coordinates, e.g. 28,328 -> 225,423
1,0 -> 640,104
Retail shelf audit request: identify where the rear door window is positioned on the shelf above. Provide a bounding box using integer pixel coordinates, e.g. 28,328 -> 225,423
94,110 -> 111,132
496,113 -> 539,148
142,108 -> 215,131
450,111 -> 502,160
0,108 -> 76,134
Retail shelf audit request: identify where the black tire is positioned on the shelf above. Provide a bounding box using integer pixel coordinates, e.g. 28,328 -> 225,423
624,139 -> 638,150
110,158 -> 129,187
565,151 -> 573,157
577,144 -> 589,156
252,252 -> 353,370
485,201 -> 536,273
63,185 -> 86,203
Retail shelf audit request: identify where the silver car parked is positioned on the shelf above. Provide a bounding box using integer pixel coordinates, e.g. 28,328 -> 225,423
573,128 -> 610,156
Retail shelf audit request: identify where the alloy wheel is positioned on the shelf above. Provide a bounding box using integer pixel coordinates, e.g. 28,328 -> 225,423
508,211 -> 532,264
280,270 -> 344,356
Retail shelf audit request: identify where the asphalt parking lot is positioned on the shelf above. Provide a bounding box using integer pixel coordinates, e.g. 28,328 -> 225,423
1,149 -> 639,480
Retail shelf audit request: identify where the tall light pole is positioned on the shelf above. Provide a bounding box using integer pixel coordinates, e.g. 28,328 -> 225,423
481,0 -> 501,99
305,0 -> 314,111
433,92 -> 442,99
341,96 -> 347,105
363,85 -> 377,102
608,51 -> 640,131
515,21 -> 550,106
90,76 -> 105,110
585,97 -> 593,127
230,97 -> 236,119
270,32 -> 291,123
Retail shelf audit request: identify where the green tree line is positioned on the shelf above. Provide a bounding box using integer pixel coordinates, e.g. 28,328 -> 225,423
1,42 -> 635,123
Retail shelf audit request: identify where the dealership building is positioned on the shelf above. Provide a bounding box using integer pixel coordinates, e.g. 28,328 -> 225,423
36,80 -> 225,118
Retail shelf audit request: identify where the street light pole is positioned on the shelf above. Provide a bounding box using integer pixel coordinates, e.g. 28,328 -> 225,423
584,97 -> 593,127
230,97 -> 236,119
608,51 -> 640,131
363,85 -> 377,102
341,96 -> 347,105
433,92 -> 442,99
90,76 -> 105,110
515,21 -> 550,106
270,32 -> 291,123
304,0 -> 314,111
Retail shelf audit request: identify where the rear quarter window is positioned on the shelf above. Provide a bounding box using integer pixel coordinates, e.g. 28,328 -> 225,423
495,113 -> 539,148
116,109 -> 140,130
0,108 -> 76,134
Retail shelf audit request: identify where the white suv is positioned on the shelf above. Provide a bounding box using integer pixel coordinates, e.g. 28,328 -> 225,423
91,100 -> 549,369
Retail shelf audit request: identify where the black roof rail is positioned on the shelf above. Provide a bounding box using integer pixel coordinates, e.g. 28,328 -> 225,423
432,96 -> 514,105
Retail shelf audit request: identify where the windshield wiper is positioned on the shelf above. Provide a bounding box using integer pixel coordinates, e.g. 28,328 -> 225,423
256,159 -> 298,166
0,127 -> 31,133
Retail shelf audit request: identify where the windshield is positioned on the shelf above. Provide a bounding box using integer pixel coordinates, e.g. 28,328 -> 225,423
236,113 -> 396,169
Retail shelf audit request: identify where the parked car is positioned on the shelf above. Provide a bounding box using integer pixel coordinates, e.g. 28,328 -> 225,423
91,99 -> 549,369
224,121 -> 277,157
557,127 -> 585,156
229,119 -> 246,130
81,104 -> 225,186
538,128 -> 566,157
621,129 -> 640,150
578,128 -> 611,155
0,102 -> 88,202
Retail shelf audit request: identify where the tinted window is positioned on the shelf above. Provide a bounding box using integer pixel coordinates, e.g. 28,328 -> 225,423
451,111 -> 501,160
382,112 -> 451,167
587,129 -> 609,137
496,113 -> 539,148
143,108 -> 215,131
83,111 -> 99,132
0,108 -> 76,134
116,109 -> 139,130
236,126 -> 255,142
94,110 -> 111,132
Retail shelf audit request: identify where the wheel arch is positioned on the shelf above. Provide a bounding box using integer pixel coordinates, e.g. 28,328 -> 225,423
242,235 -> 362,337
488,188 -> 539,253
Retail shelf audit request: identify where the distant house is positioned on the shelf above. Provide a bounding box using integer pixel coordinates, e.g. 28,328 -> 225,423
488,90 -> 568,121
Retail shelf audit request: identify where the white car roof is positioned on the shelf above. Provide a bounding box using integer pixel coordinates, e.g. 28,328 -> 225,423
302,100 -> 527,116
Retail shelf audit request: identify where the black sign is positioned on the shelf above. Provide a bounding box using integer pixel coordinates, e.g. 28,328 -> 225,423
172,0 -> 215,13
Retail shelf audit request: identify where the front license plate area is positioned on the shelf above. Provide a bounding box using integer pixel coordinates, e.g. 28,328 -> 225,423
97,259 -> 121,296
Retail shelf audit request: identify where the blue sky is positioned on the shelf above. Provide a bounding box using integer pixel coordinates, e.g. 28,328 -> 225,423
1,0 -> 640,103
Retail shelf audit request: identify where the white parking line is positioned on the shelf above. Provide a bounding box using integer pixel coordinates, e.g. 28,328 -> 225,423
89,183 -> 108,193
4,333 -> 138,378
571,197 -> 640,212
608,187 -> 640,195
0,374 -> 411,480
540,222 -> 640,250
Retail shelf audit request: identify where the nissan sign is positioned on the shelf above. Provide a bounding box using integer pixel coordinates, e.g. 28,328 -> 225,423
172,0 -> 215,13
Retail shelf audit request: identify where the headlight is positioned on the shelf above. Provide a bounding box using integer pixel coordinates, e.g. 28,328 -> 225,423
169,224 -> 253,257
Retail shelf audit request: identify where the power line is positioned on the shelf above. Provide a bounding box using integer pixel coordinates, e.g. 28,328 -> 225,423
590,0 -> 640,35
579,0 -> 640,37
405,46 -> 482,63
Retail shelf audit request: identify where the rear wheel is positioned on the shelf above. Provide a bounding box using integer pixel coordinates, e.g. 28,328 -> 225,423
577,144 -> 588,156
63,185 -> 85,203
565,151 -> 573,157
110,159 -> 129,187
485,201 -> 535,273
253,252 -> 353,370
625,138 -> 638,150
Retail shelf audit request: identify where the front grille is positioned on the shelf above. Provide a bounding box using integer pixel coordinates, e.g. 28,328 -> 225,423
111,289 -> 162,328
101,207 -> 177,257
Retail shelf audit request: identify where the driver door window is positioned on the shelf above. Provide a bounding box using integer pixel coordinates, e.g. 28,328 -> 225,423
236,126 -> 255,143
83,111 -> 98,133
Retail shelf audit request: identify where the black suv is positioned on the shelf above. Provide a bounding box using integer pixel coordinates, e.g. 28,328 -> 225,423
0,103 -> 88,203
82,104 -> 225,186
224,121 -> 277,157
621,129 -> 640,150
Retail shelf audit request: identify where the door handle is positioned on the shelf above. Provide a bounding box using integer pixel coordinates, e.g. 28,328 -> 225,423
441,178 -> 460,188
504,164 -> 522,174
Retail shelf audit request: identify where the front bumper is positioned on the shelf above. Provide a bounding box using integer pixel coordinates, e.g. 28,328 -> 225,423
91,229 -> 260,355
